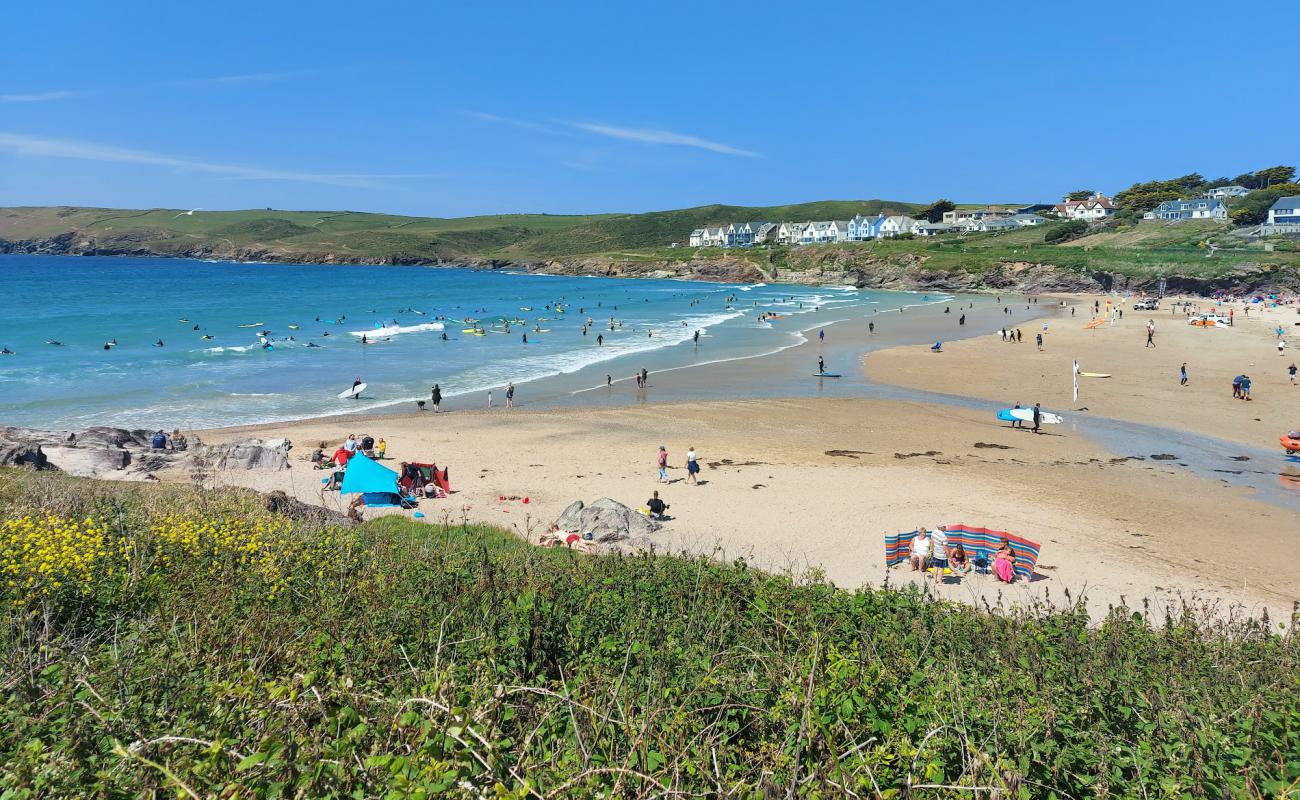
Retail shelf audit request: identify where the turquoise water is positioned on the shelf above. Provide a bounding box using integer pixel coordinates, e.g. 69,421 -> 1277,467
0,255 -> 948,429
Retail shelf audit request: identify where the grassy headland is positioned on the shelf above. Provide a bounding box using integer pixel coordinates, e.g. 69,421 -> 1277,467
3,203 -> 1299,291
2,469 -> 1296,797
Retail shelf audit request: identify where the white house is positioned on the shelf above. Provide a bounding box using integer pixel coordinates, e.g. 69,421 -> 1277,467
1263,196 -> 1300,234
775,222 -> 805,246
696,226 -> 726,247
1010,213 -> 1047,226
878,216 -> 921,237
1205,185 -> 1250,199
800,221 -> 835,244
828,220 -> 853,243
1053,194 -> 1116,220
1142,198 -> 1228,221
971,218 -> 1019,232
689,229 -> 705,247
941,206 -> 1016,225
914,221 -> 957,237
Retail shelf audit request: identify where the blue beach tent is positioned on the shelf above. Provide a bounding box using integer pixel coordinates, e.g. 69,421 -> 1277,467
340,452 -> 400,500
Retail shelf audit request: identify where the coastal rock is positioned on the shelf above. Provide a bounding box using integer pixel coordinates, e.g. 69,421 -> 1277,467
555,497 -> 660,551
39,445 -> 131,478
0,442 -> 50,470
189,439 -> 291,471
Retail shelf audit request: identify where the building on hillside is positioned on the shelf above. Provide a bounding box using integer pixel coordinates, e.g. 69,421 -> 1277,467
879,216 -> 921,237
1017,203 -> 1056,215
914,221 -> 957,237
941,206 -> 1016,225
692,226 -> 725,247
1262,196 -> 1300,234
1142,198 -> 1228,221
1053,194 -> 1116,220
775,222 -> 806,245
849,213 -> 885,241
752,222 -> 778,244
689,229 -> 705,247
970,218 -> 1020,232
1205,185 -> 1250,199
1010,213 -> 1047,226
800,221 -> 836,244
828,220 -> 853,243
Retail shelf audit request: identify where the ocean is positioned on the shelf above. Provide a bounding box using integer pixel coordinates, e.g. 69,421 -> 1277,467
0,255 -> 952,430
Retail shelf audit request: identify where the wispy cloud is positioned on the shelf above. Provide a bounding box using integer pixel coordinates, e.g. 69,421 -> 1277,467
160,70 -> 316,88
0,90 -> 79,103
566,122 -> 759,157
463,111 -> 565,136
0,132 -> 432,188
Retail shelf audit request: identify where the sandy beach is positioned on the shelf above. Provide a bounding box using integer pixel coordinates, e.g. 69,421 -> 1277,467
868,295 -> 1299,449
189,291 -> 1300,622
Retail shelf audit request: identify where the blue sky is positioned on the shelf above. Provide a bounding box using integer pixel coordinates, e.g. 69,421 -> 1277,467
2,1 -> 1295,216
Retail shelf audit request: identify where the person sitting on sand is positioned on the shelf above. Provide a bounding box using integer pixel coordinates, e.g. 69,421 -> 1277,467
646,490 -> 669,520
949,544 -> 971,578
171,429 -> 188,451
360,434 -> 375,457
993,538 -> 1016,584
343,434 -> 358,454
909,528 -> 931,572
310,441 -> 328,467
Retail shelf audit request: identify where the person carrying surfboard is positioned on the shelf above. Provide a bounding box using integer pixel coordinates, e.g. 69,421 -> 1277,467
818,356 -> 825,374
1032,402 -> 1042,434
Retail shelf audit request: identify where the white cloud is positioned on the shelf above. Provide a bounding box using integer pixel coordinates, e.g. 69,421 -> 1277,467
161,71 -> 316,88
463,111 -> 564,136
0,132 -> 432,188
0,90 -> 78,103
566,122 -> 758,157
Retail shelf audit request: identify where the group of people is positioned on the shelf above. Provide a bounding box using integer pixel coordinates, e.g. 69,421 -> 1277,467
312,432 -> 387,470
907,526 -> 1018,585
999,328 -> 1022,343
656,444 -> 701,484
149,429 -> 188,451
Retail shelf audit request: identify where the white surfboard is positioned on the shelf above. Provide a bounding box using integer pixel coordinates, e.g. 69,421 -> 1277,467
338,383 -> 367,399
1009,408 -> 1062,424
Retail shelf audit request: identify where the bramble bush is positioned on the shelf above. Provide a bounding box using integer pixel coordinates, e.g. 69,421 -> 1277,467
1,469 -> 1297,797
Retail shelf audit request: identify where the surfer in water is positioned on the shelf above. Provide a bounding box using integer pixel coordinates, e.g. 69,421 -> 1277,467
46,340 -> 65,346
818,356 -> 825,374
361,334 -> 368,345
154,339 -> 164,348
0,347 -> 14,355
351,377 -> 363,398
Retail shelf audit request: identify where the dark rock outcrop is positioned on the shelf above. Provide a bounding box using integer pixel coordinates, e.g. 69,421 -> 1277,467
554,497 -> 660,552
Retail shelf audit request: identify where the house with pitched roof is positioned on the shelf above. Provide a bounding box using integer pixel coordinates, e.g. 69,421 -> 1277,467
1053,194 -> 1116,220
800,221 -> 836,244
1142,198 -> 1227,221
1263,196 -> 1300,234
775,222 -> 806,245
878,216 -> 921,237
914,221 -> 957,237
848,213 -> 884,240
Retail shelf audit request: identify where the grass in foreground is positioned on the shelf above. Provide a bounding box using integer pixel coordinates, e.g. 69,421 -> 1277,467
1,469 -> 1297,798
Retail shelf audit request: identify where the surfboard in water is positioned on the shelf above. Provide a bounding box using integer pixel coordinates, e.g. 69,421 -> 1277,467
814,372 -> 842,378
338,383 -> 367,399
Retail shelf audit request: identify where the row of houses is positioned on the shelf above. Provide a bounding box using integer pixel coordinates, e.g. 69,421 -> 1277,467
688,210 -> 1047,248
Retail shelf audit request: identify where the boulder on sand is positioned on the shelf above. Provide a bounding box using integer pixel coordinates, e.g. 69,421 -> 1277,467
553,497 -> 660,551
189,439 -> 291,471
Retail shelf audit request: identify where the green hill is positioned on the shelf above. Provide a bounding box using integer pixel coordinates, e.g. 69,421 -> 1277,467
0,201 -> 919,262
2,469 -> 1295,797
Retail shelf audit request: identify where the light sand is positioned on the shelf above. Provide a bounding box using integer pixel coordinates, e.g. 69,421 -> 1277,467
867,295 -> 1299,449
189,390 -> 1300,622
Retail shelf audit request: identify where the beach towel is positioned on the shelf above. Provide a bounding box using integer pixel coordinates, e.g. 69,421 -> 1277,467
885,524 -> 1041,580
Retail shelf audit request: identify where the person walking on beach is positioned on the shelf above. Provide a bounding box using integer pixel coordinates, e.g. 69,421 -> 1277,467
868,321 -> 874,334
1035,332 -> 1043,351
1016,328 -> 1022,343
1180,363 -> 1188,386
819,329 -> 825,343
1146,320 -> 1156,347
505,382 -> 515,409
685,446 -> 700,485
641,367 -> 648,387
1289,362 -> 1297,385
606,374 -> 612,387
431,384 -> 442,412
487,390 -> 493,409
657,445 -> 669,482
1032,402 -> 1042,434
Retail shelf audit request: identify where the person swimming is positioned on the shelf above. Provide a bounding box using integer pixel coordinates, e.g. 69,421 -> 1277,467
305,342 -> 321,348
154,339 -> 164,347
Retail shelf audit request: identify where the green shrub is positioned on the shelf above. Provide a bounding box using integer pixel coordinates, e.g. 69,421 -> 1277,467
1,470 -> 1296,797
